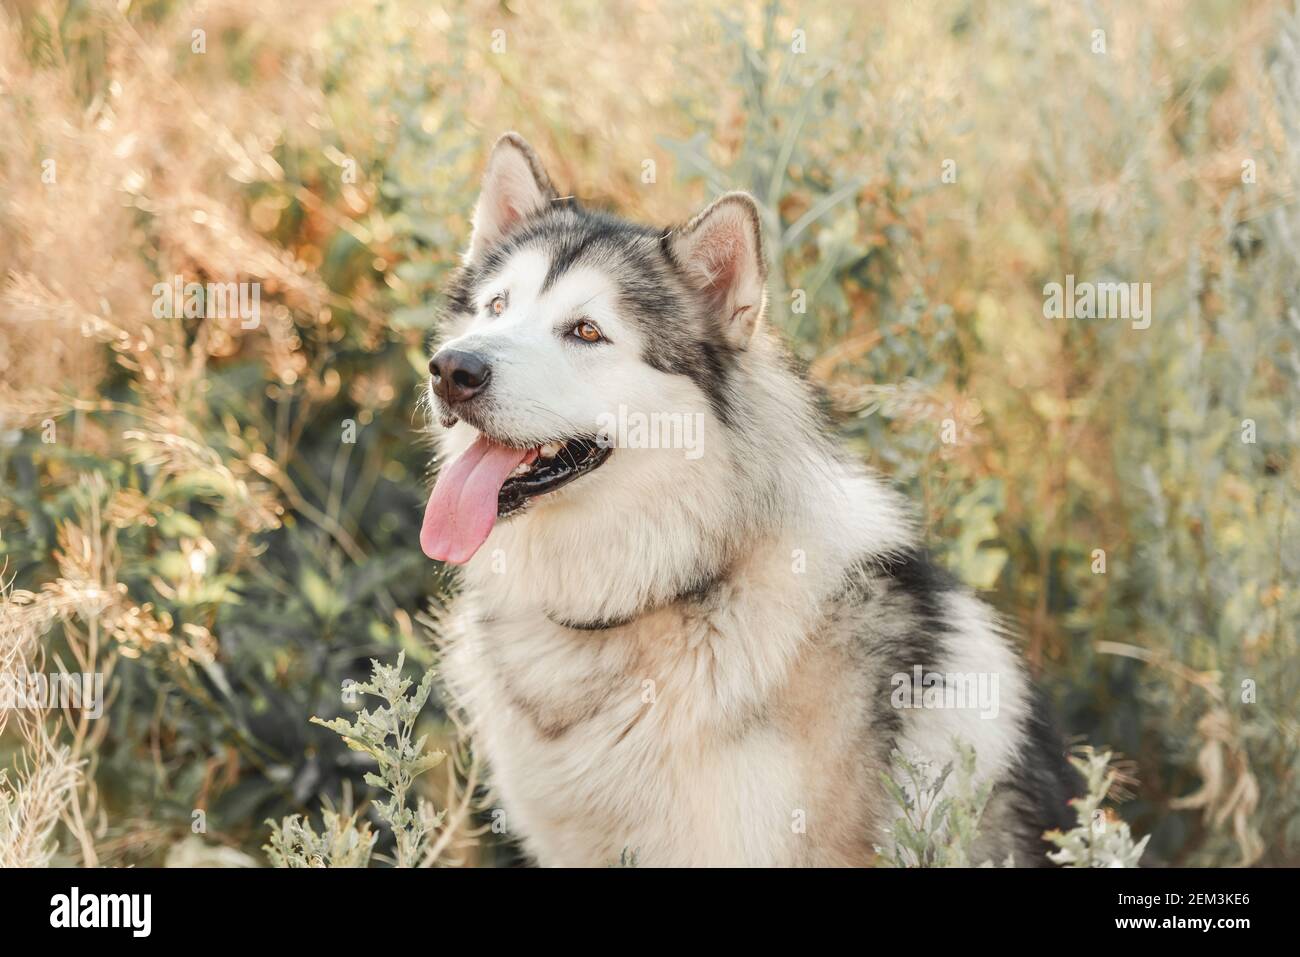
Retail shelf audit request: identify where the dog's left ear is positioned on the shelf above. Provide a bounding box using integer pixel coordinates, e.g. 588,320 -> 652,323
668,192 -> 768,349
467,132 -> 558,261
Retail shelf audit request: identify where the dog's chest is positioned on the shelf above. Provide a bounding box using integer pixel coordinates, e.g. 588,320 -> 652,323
444,605 -> 813,866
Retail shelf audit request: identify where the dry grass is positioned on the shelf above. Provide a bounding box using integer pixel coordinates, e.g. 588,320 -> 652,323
0,0 -> 1295,866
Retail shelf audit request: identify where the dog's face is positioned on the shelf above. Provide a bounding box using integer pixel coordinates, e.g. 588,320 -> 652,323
421,133 -> 767,565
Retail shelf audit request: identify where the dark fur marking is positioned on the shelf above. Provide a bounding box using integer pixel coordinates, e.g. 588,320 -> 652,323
545,608 -> 640,632
996,685 -> 1083,863
874,547 -> 960,629
845,548 -> 1082,865
545,570 -> 723,632
642,333 -> 736,426
842,547 -> 958,756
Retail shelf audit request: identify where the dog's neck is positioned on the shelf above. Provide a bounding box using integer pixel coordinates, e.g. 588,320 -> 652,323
461,486 -> 747,626
459,447 -> 912,630
541,571 -> 723,631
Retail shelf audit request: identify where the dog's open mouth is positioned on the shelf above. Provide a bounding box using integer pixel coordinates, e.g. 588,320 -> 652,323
420,433 -> 611,564
498,438 -> 612,519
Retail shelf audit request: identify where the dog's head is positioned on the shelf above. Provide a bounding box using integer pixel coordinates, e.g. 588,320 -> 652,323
421,133 -> 769,565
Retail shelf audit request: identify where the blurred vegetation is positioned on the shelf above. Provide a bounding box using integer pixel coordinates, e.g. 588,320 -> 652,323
0,0 -> 1296,866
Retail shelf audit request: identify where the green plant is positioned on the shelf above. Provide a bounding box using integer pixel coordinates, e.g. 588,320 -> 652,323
1045,749 -> 1150,868
876,741 -> 1000,868
266,653 -> 444,868
264,804 -> 376,869
3,0 -> 1295,869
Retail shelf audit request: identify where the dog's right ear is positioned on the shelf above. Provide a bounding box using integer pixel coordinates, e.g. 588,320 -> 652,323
466,133 -> 557,262
667,192 -> 768,350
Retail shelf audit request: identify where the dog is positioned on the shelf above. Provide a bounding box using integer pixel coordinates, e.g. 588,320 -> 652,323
421,132 -> 1080,866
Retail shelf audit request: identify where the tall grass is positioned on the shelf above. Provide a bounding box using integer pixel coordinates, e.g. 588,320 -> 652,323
0,0 -> 1295,866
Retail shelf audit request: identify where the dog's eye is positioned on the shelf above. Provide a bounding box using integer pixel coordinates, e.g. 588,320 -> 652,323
572,320 -> 604,343
489,295 -> 506,316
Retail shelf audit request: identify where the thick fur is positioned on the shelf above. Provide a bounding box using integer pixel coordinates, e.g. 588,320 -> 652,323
426,133 -> 1079,867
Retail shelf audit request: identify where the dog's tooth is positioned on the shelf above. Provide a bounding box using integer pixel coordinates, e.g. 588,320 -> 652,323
540,442 -> 561,458
511,462 -> 530,477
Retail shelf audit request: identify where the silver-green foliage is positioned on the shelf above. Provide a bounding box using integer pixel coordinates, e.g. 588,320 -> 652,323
267,653 -> 445,868
876,742 -> 999,868
1045,749 -> 1150,868
264,807 -> 376,869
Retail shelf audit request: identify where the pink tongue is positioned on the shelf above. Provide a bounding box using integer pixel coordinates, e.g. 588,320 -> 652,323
421,436 -> 535,564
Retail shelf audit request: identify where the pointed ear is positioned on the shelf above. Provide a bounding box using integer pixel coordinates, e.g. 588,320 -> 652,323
667,192 -> 768,349
467,132 -> 557,261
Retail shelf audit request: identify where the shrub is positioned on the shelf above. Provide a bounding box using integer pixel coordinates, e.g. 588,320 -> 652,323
1,0 -> 1294,867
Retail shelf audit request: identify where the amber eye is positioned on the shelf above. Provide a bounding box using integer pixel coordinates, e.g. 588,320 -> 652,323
573,320 -> 603,343
490,295 -> 506,316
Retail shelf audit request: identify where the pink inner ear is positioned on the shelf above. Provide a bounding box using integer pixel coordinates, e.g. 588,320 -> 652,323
486,180 -> 532,237
672,195 -> 765,346
694,229 -> 743,295
495,199 -> 522,234
470,148 -> 550,256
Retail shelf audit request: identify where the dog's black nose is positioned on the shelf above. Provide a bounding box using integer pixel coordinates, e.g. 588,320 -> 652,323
429,349 -> 492,405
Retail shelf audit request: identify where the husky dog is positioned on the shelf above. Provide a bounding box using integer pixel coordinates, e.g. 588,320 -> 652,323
421,133 -> 1079,867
